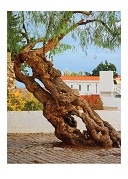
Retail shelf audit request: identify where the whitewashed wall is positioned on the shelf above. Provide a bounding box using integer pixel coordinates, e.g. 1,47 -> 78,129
7,110 -> 121,133
65,80 -> 100,95
100,71 -> 114,92
101,97 -> 121,110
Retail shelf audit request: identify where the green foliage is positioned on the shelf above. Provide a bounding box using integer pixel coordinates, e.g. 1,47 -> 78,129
72,11 -> 121,52
92,60 -> 118,78
20,62 -> 30,76
7,11 -> 121,60
23,101 -> 43,111
48,43 -> 75,61
84,72 -> 91,76
63,60 -> 118,78
113,79 -> 117,84
7,11 -> 25,60
63,70 -> 83,76
92,11 -> 121,50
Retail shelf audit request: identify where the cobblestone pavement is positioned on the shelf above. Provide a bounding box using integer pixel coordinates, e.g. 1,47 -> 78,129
7,133 -> 121,164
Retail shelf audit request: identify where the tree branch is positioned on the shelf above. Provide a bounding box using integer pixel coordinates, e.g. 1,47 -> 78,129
73,11 -> 93,16
21,14 -> 120,55
43,14 -> 54,56
79,19 -> 121,36
21,12 -> 92,54
32,19 -> 84,55
21,11 -> 30,44
21,38 -> 44,53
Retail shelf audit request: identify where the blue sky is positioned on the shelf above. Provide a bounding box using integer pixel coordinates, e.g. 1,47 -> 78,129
17,38 -> 121,87
17,18 -> 121,87
52,33 -> 121,75
53,44 -> 121,75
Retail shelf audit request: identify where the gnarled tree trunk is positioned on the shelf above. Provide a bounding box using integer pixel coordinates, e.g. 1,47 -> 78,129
14,50 -> 121,148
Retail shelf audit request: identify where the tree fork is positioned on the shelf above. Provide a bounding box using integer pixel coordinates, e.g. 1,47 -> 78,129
14,52 -> 121,148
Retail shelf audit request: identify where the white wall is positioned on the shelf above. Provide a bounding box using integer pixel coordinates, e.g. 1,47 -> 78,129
101,97 -> 121,110
63,72 -> 121,97
100,71 -> 114,92
65,80 -> 100,95
100,92 -> 112,97
7,111 -> 121,133
95,110 -> 121,131
7,111 -> 54,133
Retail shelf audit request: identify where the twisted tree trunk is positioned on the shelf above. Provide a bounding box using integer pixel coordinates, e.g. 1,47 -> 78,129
14,51 -> 121,148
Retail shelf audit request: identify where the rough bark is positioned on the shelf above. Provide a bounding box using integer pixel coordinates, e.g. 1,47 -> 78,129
14,51 -> 121,148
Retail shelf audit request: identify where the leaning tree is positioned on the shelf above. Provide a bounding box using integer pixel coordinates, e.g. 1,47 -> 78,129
8,11 -> 121,147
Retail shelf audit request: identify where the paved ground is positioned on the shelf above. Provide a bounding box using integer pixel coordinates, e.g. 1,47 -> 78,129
7,133 -> 121,164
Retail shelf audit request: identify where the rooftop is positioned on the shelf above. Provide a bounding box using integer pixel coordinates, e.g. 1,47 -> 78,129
61,76 -> 100,81
61,75 -> 121,81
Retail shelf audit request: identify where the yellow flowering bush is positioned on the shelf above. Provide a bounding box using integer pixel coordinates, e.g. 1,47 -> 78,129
7,89 -> 43,111
7,90 -> 25,111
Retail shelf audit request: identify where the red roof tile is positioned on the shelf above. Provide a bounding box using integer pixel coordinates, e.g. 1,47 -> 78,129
60,76 -> 100,81
116,75 -> 121,79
